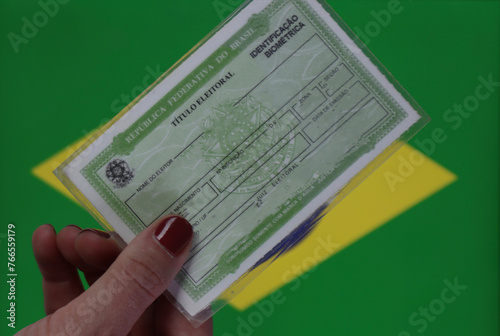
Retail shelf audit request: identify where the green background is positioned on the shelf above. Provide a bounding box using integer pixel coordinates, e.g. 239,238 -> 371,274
0,0 -> 498,335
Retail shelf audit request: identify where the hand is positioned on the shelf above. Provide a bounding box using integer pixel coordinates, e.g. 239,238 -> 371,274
18,215 -> 213,335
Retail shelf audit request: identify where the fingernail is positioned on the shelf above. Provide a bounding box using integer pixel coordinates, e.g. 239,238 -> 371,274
79,228 -> 111,239
154,216 -> 193,257
67,224 -> 82,230
43,223 -> 56,233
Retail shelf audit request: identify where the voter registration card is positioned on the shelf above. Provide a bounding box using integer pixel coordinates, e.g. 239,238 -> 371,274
56,0 -> 428,322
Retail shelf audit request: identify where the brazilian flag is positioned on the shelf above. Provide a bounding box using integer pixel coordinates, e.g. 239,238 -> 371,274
1,1 -> 498,335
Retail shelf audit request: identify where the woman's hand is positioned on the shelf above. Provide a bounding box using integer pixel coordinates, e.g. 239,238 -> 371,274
18,215 -> 213,336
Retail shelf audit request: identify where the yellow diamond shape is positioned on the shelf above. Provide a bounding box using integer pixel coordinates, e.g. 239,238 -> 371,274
32,133 -> 95,203
229,144 -> 456,310
32,137 -> 456,311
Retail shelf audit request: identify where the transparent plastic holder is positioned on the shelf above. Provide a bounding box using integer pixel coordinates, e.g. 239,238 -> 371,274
55,0 -> 429,327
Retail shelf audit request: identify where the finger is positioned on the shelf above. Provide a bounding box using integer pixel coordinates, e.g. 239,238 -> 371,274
57,225 -> 102,285
32,224 -> 84,315
74,229 -> 122,285
48,215 -> 193,335
155,295 -> 213,336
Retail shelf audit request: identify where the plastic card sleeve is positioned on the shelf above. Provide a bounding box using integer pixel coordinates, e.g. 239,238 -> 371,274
55,0 -> 429,326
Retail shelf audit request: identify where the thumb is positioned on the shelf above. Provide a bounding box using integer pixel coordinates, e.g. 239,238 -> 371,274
54,215 -> 192,335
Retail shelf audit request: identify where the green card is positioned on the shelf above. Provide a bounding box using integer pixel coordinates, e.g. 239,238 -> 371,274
56,0 -> 427,320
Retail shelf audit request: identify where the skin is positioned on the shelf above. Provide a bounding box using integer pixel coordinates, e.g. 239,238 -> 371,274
17,216 -> 213,336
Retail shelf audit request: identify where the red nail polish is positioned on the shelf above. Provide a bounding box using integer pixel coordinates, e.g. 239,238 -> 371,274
154,216 -> 193,257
